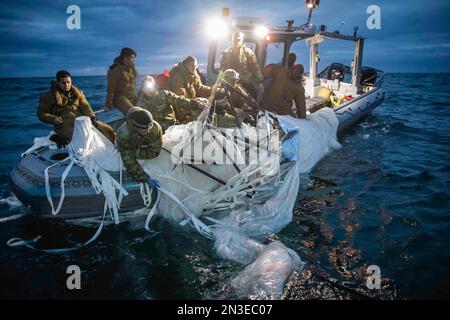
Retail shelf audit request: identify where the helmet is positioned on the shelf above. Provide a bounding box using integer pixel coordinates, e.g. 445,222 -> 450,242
141,75 -> 158,94
223,69 -> 240,84
128,107 -> 154,133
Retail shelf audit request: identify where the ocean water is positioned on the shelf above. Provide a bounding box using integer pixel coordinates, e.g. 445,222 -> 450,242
0,74 -> 449,299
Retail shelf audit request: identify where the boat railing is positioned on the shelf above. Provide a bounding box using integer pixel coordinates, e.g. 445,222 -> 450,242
374,69 -> 384,87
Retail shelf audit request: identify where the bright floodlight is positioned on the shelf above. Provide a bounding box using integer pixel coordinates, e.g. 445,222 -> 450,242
307,3 -> 314,9
254,25 -> 269,38
206,17 -> 228,39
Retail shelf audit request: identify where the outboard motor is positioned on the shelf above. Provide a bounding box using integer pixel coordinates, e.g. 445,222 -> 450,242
360,67 -> 377,85
327,63 -> 345,81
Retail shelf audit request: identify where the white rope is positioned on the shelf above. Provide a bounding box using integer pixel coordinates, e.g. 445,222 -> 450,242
44,157 -> 73,216
145,189 -> 160,231
6,208 -> 108,253
0,212 -> 29,224
156,184 -> 212,238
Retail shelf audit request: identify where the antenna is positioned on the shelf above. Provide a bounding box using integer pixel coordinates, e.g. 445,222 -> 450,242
303,0 -> 320,28
335,21 -> 345,34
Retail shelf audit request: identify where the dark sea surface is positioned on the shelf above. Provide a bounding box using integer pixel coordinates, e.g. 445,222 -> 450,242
0,74 -> 449,299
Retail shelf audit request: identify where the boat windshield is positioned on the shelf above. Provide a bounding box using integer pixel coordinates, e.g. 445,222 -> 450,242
265,42 -> 285,66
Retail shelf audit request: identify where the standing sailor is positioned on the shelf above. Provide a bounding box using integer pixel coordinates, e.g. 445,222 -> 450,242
220,31 -> 264,100
261,63 -> 306,119
104,47 -> 139,115
37,70 -> 116,147
116,107 -> 163,183
136,75 -> 206,132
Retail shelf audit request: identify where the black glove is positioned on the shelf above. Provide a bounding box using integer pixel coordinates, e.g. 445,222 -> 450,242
90,117 -> 99,128
50,134 -> 70,148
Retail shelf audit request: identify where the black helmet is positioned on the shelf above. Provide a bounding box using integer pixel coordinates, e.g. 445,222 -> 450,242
128,107 -> 154,131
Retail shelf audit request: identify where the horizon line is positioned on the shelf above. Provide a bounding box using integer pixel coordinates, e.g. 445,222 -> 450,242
1,71 -> 450,79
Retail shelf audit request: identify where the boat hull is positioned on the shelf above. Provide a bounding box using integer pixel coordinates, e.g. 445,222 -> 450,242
335,87 -> 385,132
9,148 -> 147,219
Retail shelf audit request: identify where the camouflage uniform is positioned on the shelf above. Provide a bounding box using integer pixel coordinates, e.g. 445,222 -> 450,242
105,57 -> 138,114
213,83 -> 257,127
116,108 -> 163,183
38,84 -> 116,142
136,89 -> 204,131
220,45 -> 263,96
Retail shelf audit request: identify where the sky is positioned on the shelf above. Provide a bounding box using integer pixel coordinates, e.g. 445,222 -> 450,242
0,0 -> 449,77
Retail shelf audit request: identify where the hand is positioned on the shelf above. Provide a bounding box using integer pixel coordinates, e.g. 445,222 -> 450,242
50,134 -> 70,148
258,82 -> 265,91
195,97 -> 208,104
53,116 -> 63,125
90,117 -> 99,128
103,104 -> 111,112
195,101 -> 207,110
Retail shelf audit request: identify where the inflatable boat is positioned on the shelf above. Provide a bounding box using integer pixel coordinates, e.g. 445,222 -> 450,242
9,10 -> 385,221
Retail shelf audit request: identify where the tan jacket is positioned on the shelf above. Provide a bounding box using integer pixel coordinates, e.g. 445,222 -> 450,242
261,64 -> 306,118
37,84 -> 96,139
105,57 -> 138,108
165,62 -> 211,99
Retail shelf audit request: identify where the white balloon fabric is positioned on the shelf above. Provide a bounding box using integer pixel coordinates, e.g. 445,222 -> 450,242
48,109 -> 340,298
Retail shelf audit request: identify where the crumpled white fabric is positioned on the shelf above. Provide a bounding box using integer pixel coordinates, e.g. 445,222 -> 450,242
21,133 -> 57,157
41,109 -> 341,299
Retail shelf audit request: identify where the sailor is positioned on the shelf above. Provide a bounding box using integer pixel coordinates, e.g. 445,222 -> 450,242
213,69 -> 258,127
220,31 -> 264,100
37,70 -> 116,147
165,56 -> 212,99
261,63 -> 306,119
136,75 -> 206,132
104,47 -> 139,115
287,52 -> 297,68
286,52 -> 305,84
116,107 -> 163,183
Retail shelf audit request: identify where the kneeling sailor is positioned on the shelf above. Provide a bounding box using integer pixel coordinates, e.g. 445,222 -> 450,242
116,107 -> 163,183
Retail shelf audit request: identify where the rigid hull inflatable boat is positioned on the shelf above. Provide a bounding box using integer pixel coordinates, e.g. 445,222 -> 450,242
9,11 -> 385,220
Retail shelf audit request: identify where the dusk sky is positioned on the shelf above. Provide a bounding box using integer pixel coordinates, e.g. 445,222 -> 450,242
0,0 -> 449,77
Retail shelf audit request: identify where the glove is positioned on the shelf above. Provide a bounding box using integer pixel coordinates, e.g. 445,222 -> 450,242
147,178 -> 159,189
53,116 -> 63,126
50,134 -> 70,148
90,117 -> 99,128
195,97 -> 208,104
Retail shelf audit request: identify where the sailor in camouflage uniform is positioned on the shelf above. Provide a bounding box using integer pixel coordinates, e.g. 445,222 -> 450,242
136,75 -> 206,131
220,31 -> 264,99
213,69 -> 259,127
116,107 -> 163,183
